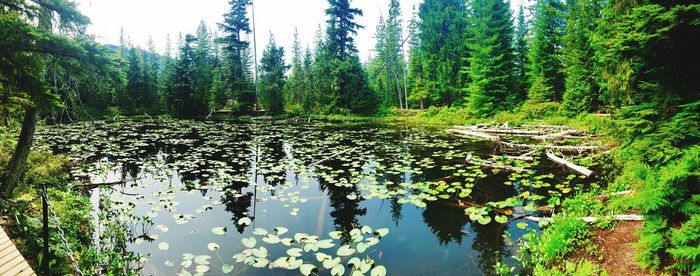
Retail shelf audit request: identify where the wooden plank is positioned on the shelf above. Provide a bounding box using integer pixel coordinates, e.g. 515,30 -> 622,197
5,260 -> 34,276
0,228 -> 35,276
0,255 -> 26,275
0,250 -> 21,266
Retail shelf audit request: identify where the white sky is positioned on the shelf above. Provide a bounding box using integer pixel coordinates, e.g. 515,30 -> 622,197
76,0 -> 527,63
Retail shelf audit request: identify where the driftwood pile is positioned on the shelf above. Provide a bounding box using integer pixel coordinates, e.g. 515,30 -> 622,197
449,123 -> 642,222
448,123 -> 599,176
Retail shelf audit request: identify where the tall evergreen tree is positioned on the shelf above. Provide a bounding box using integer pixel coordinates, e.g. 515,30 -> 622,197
418,0 -> 469,106
260,34 -> 287,114
321,0 -> 377,114
559,0 -> 601,116
406,6 -> 428,109
369,0 -> 406,110
464,0 -> 517,116
194,21 -> 214,112
218,0 -> 255,113
167,35 -> 207,117
325,0 -> 363,60
285,28 -> 304,107
513,5 -> 530,102
527,0 -> 566,103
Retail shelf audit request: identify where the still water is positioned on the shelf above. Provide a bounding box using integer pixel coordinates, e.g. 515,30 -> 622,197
39,120 -> 585,275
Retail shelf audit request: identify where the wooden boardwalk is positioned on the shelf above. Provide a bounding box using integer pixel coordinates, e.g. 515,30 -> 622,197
0,227 -> 36,276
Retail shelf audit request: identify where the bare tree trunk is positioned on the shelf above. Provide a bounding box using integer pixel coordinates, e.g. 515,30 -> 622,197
1,105 -> 39,198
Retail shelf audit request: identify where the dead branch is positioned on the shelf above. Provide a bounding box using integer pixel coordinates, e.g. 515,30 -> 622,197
533,130 -> 581,141
453,125 -> 544,136
546,151 -> 594,177
465,154 -> 533,173
499,141 -> 599,153
75,178 -> 142,189
447,129 -> 501,141
524,214 -> 643,223
316,149 -> 352,165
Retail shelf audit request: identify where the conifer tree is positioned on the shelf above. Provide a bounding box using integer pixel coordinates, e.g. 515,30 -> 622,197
513,5 -> 530,103
286,28 -> 304,107
465,0 -> 517,116
527,0 -> 566,103
219,0 -> 255,112
322,0 -> 377,114
260,34 -> 287,114
418,0 -> 469,106
559,0 -> 601,116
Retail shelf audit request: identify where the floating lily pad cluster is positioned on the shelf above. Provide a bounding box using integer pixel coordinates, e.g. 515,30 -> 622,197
232,226 -> 389,275
35,119 -> 593,275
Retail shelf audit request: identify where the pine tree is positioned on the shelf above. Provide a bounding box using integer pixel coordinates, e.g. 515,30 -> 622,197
418,0 -> 469,106
513,5 -> 530,103
321,0 -> 377,114
559,0 -> 601,116
527,0 -> 566,103
325,0 -> 363,60
406,6 -> 428,109
194,20 -> 214,112
260,34 -> 287,114
219,0 -> 255,113
167,34 -> 207,117
286,28 -> 304,107
464,0 -> 517,116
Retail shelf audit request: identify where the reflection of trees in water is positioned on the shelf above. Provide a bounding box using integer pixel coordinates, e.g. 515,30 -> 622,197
469,222 -> 507,276
318,159 -> 367,235
422,202 -> 470,245
258,135 -> 287,187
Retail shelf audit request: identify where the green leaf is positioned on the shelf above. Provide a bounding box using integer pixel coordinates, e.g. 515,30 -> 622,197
337,245 -> 355,257
242,237 -> 256,248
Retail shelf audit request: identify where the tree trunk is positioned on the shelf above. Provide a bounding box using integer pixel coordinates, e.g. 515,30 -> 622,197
1,105 -> 39,198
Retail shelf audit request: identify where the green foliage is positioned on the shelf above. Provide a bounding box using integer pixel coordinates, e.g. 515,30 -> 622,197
417,0 -> 469,106
522,217 -> 592,266
668,213 -> 700,274
528,0 -> 566,103
260,34 -> 287,114
533,259 -> 608,276
464,0 -> 517,117
560,0 -> 601,116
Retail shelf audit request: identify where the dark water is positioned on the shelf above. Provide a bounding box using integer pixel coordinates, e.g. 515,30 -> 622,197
38,120 -> 586,276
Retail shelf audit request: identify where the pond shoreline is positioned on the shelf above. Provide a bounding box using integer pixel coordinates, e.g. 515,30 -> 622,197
0,110 -> 652,275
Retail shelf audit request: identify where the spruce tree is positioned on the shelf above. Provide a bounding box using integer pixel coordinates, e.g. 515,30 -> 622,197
559,0 -> 601,116
465,0 -> 517,116
260,34 -> 287,114
513,5 -> 530,103
322,0 -> 377,114
418,0 -> 469,106
286,28 -> 304,107
218,0 -> 255,112
527,0 -> 566,103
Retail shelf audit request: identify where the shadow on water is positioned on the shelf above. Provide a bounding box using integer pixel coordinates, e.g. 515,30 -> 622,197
37,119 -> 594,275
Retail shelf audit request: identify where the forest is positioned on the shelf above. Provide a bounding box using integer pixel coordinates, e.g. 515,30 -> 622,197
1,0 -> 699,275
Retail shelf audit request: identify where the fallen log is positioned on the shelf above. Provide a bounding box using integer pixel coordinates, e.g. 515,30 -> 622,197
453,126 -> 544,136
499,141 -> 599,153
546,151 -> 594,177
593,190 -> 634,201
447,129 -> 500,141
465,154 -> 532,173
524,214 -> 644,223
75,178 -> 142,189
491,154 -> 534,161
533,130 -> 580,141
316,149 -> 352,165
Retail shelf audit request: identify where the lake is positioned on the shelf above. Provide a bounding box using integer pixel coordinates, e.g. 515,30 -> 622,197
37,119 -> 591,276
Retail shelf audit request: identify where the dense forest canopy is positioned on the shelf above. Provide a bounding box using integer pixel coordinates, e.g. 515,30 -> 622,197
1,0 -> 699,274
